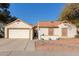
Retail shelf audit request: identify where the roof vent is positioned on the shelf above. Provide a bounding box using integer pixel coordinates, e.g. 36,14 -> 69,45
16,19 -> 21,22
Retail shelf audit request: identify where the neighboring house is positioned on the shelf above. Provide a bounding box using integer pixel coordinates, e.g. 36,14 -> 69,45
36,21 -> 77,40
5,19 -> 33,40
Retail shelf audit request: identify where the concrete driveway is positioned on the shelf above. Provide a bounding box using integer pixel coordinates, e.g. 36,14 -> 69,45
0,39 -> 30,51
0,39 -> 36,56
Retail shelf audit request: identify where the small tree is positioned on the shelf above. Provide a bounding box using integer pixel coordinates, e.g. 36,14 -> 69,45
0,3 -> 17,37
59,3 -> 79,27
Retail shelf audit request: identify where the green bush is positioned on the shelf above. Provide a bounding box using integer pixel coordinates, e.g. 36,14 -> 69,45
49,38 -> 52,40
75,34 -> 79,38
41,38 -> 44,40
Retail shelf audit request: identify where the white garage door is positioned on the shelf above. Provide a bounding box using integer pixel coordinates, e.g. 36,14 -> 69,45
8,29 -> 30,39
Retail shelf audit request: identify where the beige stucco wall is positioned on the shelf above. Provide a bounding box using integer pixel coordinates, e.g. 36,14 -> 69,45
5,21 -> 32,28
5,20 -> 33,40
53,28 -> 61,36
38,28 -> 48,40
39,28 -> 48,35
59,23 -> 77,38
38,23 -> 77,40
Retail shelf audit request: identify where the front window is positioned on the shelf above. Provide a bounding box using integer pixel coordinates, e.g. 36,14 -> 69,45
48,28 -> 53,36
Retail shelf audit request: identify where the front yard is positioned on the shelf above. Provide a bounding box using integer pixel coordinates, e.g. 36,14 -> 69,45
35,38 -> 79,52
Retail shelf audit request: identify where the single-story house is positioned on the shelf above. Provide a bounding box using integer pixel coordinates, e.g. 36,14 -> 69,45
36,21 -> 77,40
5,19 -> 33,40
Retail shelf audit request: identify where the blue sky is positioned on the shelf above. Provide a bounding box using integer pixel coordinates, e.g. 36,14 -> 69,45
9,3 -> 65,24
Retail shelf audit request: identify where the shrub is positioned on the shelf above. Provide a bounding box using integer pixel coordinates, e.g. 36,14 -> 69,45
57,38 -> 61,40
41,38 -> 44,40
49,38 -> 52,40
75,34 -> 79,38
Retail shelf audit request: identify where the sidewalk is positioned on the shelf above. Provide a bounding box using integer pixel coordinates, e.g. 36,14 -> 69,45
25,40 -> 35,51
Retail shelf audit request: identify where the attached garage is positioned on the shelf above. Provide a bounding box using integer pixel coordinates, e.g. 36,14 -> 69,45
8,28 -> 30,39
5,19 -> 33,40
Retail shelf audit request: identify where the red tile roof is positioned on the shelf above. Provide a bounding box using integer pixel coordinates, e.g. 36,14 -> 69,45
38,21 -> 62,27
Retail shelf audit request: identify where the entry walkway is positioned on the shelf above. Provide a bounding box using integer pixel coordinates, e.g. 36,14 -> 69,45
24,40 -> 35,51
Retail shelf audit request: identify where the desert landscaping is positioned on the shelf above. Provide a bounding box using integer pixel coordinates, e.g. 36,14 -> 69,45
0,38 -> 79,55
35,38 -> 79,52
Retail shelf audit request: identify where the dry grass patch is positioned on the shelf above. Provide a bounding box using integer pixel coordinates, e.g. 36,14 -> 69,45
35,38 -> 79,52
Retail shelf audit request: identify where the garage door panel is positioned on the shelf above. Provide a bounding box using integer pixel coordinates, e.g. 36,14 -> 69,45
8,29 -> 30,39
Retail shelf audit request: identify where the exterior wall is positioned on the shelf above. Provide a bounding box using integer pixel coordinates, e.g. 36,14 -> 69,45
59,23 -> 77,38
38,28 -> 61,40
39,28 -> 48,36
38,28 -> 61,37
5,21 -> 32,28
38,23 -> 77,40
38,28 -> 48,40
30,29 -> 33,40
53,28 -> 61,36
67,26 -> 77,38
5,20 -> 33,40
